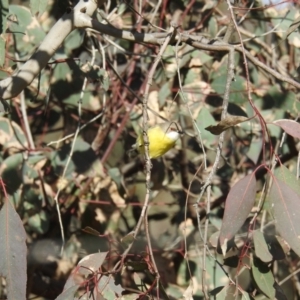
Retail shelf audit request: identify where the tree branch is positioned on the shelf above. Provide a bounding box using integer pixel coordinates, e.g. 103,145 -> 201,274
0,0 -> 98,100
1,0 -> 299,103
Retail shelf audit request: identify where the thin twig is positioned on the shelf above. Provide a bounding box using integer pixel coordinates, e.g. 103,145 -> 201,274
91,38 -> 109,153
148,0 -> 162,27
14,51 -> 35,150
238,0 -> 255,25
195,47 -> 234,205
140,22 -> 179,294
3,8 -> 300,101
105,59 -> 169,122
47,112 -> 104,146
221,0 -> 273,167
223,19 -> 235,43
279,267 -> 300,286
194,47 -> 235,299
53,32 -> 97,255
201,185 -> 211,299
182,162 -> 204,295
174,34 -> 207,170
107,22 -> 180,288
102,35 -> 157,57
179,34 -> 300,90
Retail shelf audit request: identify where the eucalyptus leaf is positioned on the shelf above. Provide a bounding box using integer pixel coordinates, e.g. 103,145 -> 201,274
27,210 -> 49,234
195,106 -> 217,147
30,0 -> 48,16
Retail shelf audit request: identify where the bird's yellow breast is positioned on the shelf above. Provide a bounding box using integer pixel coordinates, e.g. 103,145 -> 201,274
136,126 -> 177,159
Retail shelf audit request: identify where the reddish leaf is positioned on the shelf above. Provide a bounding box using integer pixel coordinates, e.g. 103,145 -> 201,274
272,119 -> 300,139
0,200 -> 27,300
269,177 -> 300,257
219,174 -> 256,255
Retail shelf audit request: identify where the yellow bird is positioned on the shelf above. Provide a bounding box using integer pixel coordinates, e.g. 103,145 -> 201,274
136,122 -> 182,159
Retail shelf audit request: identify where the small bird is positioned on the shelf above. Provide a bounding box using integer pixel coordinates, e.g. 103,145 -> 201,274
135,122 -> 182,159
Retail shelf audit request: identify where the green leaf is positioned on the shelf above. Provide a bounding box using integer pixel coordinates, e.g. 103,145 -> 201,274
158,82 -> 171,108
191,50 -> 212,65
52,59 -> 73,81
9,5 -> 45,56
30,0 -> 48,16
50,138 -> 98,178
64,30 -> 84,53
0,117 -> 28,150
246,135 -> 263,165
23,185 -> 43,213
195,106 -> 217,147
212,74 -> 247,104
184,68 -> 199,85
117,3 -> 127,15
27,210 -> 49,234
267,86 -> 300,114
108,167 -> 122,188
98,275 -> 124,298
253,231 -> 273,263
22,155 -> 45,181
208,16 -> 218,37
276,91 -> 300,114
0,153 -> 23,194
252,257 -> 275,299
269,9 -> 300,47
0,0 -> 8,33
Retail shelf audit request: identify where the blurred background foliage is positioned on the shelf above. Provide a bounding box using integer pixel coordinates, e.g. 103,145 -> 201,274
0,0 -> 300,299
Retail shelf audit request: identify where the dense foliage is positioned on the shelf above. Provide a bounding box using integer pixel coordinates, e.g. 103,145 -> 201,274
0,0 -> 300,299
